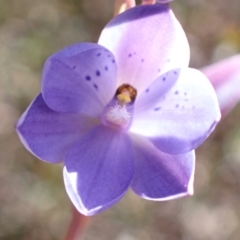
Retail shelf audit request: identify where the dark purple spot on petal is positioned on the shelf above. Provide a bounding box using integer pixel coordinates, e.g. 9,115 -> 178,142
72,65 -> 76,69
128,53 -> 132,57
175,91 -> 179,95
97,53 -> 101,57
104,49 -> 109,52
175,104 -> 179,108
162,77 -> 166,81
112,60 -> 115,63
96,70 -> 101,77
93,84 -> 98,90
134,52 -> 136,55
145,88 -> 149,93
174,71 -> 177,74
141,59 -> 144,62
108,54 -> 111,57
154,107 -> 161,111
158,69 -> 161,72
85,76 -> 91,81
184,92 -> 187,96
105,66 -> 108,71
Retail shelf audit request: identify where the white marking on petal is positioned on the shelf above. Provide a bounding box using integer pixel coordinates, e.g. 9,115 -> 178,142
105,105 -> 131,127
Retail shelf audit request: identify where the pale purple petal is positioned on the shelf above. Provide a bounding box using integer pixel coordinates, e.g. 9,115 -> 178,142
98,4 -> 189,93
201,54 -> 240,117
63,125 -> 134,216
42,43 -> 117,116
132,69 -> 180,113
131,136 -> 195,199
130,68 -> 221,154
49,42 -> 100,58
16,94 -> 99,163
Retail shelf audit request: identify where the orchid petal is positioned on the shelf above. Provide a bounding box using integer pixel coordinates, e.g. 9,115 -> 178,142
132,69 -> 180,113
98,4 -> 189,93
42,43 -> 117,116
16,94 -> 98,163
63,125 -> 134,216
130,68 -> 221,154
131,136 -> 195,200
201,54 -> 240,117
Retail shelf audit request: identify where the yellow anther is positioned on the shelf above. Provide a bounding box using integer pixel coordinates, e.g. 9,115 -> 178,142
116,84 -> 137,103
117,93 -> 131,103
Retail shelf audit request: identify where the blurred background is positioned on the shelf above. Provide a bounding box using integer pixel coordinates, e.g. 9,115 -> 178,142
0,0 -> 240,239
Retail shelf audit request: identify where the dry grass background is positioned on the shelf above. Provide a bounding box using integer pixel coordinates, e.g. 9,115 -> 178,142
0,0 -> 240,239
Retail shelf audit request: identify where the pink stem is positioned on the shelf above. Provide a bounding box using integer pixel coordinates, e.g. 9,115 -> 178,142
126,0 -> 136,7
201,54 -> 240,117
114,0 -> 136,15
141,0 -> 156,4
64,205 -> 89,240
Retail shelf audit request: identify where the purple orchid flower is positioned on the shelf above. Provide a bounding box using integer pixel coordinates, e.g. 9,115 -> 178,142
16,4 -> 220,216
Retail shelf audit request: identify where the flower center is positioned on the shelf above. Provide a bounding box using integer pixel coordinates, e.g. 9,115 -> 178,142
104,84 -> 137,128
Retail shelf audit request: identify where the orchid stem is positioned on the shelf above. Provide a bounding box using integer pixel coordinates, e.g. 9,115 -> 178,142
141,0 -> 156,4
114,0 -> 136,16
64,205 -> 89,240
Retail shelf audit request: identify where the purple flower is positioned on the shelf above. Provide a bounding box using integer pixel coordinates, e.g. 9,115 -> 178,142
16,5 -> 220,216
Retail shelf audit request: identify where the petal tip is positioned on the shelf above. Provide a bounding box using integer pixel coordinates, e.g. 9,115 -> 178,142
74,204 -> 103,216
187,156 -> 195,196
66,188 -> 125,216
187,181 -> 194,196
137,191 -> 190,201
